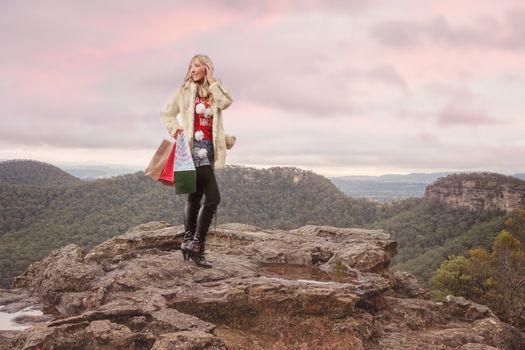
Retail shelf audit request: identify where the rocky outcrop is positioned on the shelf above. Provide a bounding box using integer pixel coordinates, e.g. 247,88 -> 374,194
442,295 -> 496,321
425,172 -> 525,212
2,221 -> 524,349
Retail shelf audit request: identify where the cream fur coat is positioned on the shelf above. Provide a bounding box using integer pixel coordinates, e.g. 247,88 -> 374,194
160,80 -> 234,170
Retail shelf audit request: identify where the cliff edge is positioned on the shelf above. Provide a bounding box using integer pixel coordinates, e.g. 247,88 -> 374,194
425,172 -> 525,212
1,222 -> 523,349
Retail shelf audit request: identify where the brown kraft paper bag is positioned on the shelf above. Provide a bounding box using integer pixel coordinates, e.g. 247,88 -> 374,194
144,139 -> 175,181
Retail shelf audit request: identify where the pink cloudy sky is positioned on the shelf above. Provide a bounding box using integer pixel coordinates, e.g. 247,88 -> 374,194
1,0 -> 524,176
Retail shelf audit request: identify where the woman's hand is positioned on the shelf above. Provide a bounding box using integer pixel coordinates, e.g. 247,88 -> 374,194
206,63 -> 216,84
171,128 -> 183,138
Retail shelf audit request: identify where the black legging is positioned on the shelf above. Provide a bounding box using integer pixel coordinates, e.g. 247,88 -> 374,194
187,165 -> 221,210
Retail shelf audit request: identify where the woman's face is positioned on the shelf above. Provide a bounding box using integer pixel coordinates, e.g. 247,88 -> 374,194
191,60 -> 206,82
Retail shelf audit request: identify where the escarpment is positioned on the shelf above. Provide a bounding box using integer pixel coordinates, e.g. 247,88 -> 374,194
425,172 -> 525,212
1,221 -> 523,349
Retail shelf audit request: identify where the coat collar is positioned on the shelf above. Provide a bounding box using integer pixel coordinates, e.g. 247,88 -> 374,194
188,82 -> 197,114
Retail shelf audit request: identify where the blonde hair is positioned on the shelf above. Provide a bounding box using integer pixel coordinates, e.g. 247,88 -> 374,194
182,54 -> 214,100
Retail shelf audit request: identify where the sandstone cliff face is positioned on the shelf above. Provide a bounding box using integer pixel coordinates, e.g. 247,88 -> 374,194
1,221 -> 524,349
424,172 -> 525,212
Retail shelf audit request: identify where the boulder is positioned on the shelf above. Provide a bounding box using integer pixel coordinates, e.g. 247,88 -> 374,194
442,295 -> 496,321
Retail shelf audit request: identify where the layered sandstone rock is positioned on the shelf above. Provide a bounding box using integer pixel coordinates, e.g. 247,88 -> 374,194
424,172 -> 525,212
1,222 -> 523,349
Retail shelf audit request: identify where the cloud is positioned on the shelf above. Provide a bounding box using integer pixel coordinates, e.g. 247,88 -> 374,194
0,115 -> 158,149
436,89 -> 502,126
504,9 -> 525,49
438,104 -> 499,126
155,18 -> 411,117
370,8 -> 525,50
417,130 -> 441,147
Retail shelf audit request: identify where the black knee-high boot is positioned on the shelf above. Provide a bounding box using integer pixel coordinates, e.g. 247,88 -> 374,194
189,203 -> 216,268
181,200 -> 200,261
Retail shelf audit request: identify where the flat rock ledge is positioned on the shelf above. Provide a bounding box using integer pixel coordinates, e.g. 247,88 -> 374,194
0,221 -> 522,349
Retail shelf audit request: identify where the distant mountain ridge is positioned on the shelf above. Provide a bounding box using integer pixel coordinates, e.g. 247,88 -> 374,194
332,172 -> 451,183
330,172 -> 449,202
512,173 -> 525,181
331,171 -> 525,202
59,164 -> 143,180
0,159 -> 83,186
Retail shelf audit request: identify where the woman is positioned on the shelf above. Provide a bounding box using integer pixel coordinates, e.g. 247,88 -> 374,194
160,54 -> 234,268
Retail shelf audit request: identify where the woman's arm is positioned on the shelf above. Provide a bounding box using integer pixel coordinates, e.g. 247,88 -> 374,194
206,63 -> 233,110
209,80 -> 233,110
160,88 -> 183,135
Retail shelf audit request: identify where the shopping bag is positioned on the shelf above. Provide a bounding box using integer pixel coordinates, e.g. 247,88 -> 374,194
144,139 -> 175,181
159,142 -> 177,186
174,133 -> 196,194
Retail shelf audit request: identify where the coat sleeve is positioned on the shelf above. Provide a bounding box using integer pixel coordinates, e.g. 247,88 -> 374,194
160,88 -> 183,134
209,80 -> 233,110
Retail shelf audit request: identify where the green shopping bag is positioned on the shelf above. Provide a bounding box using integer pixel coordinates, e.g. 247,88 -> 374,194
174,133 -> 196,194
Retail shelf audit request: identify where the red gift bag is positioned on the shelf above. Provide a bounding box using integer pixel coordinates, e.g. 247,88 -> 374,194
159,142 -> 177,186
